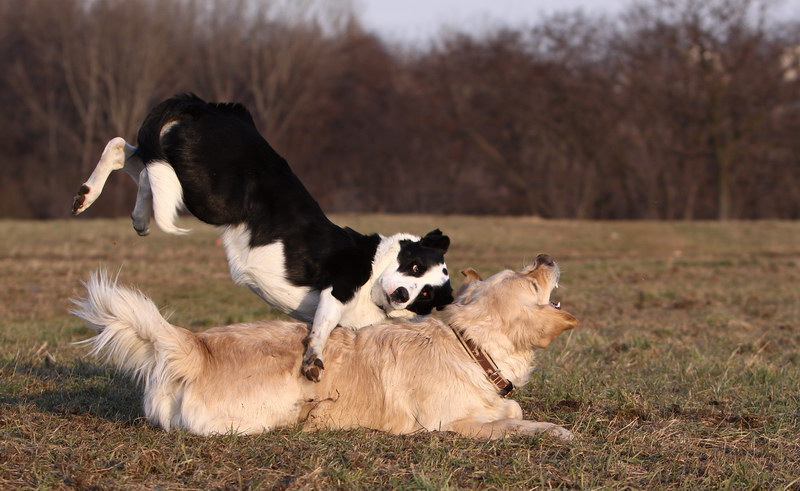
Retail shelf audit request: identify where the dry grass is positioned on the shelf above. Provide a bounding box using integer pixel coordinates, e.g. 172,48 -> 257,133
1,216 -> 799,489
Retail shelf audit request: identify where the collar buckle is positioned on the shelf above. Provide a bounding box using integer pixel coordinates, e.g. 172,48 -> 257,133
450,324 -> 515,399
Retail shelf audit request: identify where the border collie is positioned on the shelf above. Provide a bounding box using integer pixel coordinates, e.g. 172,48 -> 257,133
71,94 -> 453,381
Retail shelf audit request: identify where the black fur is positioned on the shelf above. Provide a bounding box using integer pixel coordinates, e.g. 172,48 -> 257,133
399,231 -> 454,314
134,94 -> 451,308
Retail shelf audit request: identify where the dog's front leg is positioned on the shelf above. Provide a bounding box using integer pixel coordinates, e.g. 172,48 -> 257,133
446,417 -> 575,441
301,287 -> 343,382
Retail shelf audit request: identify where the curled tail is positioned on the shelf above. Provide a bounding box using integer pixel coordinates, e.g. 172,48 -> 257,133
71,271 -> 203,428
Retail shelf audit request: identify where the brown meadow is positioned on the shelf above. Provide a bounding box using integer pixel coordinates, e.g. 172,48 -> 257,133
1,216 -> 798,488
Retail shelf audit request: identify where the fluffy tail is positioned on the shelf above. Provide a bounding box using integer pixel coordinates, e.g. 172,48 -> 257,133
147,161 -> 190,235
71,271 -> 201,385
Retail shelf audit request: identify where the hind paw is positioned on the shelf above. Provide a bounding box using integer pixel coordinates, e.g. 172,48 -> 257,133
131,215 -> 150,236
72,184 -> 91,215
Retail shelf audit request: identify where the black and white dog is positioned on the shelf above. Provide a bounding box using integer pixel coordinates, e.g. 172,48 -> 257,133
72,94 -> 453,381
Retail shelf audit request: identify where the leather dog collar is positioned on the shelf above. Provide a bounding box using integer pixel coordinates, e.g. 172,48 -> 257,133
449,325 -> 515,397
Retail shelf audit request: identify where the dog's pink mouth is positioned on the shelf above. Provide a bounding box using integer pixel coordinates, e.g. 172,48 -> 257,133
384,292 -> 405,310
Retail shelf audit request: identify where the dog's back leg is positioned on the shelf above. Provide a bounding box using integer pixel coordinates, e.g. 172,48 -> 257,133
131,168 -> 152,236
72,137 -> 140,215
446,417 -> 575,440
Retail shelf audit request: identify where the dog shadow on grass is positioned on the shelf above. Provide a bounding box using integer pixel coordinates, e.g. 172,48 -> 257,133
1,357 -> 145,424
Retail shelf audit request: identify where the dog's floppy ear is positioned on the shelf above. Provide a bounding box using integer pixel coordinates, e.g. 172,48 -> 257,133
420,229 -> 450,253
533,309 -> 579,349
460,268 -> 482,282
455,268 -> 482,299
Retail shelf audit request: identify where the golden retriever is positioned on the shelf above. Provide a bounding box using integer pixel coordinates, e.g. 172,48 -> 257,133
72,254 -> 578,439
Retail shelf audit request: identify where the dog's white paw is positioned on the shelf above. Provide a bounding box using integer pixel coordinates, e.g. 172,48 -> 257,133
301,341 -> 325,382
546,425 -> 575,441
72,184 -> 95,215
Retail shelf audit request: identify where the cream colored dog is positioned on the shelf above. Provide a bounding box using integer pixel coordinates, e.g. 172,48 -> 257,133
73,254 -> 578,439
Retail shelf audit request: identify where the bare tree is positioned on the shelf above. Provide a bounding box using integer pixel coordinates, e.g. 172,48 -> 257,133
0,0 -> 797,219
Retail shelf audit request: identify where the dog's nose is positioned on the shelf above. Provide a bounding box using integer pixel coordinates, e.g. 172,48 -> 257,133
390,287 -> 409,304
536,254 -> 555,267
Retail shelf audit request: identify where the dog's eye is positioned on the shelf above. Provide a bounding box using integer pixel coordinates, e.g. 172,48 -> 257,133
411,263 -> 420,274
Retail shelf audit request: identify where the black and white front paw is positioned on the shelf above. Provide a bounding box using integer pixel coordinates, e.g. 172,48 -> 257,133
301,340 -> 325,382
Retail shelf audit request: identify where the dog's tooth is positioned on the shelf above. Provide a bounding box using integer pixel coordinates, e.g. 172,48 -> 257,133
556,302 -> 561,308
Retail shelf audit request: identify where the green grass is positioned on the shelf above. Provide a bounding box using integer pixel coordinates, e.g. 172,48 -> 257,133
1,216 -> 799,489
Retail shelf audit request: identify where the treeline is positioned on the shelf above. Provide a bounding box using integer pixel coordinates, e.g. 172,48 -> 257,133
1,0 -> 798,219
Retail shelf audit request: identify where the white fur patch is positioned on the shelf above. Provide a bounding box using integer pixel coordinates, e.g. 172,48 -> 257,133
159,120 -> 180,139
147,161 -> 190,235
220,225 -> 317,320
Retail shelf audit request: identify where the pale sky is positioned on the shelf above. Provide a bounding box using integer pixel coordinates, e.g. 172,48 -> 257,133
358,0 -> 623,44
357,0 -> 800,45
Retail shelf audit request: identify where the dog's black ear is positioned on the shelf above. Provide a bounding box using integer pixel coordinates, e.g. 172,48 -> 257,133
435,287 -> 455,310
420,229 -> 450,253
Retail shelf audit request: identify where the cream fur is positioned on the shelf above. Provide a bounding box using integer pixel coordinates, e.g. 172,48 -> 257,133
73,260 -> 579,439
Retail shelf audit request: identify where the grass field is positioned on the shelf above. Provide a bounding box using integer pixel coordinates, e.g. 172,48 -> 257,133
1,216 -> 799,489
